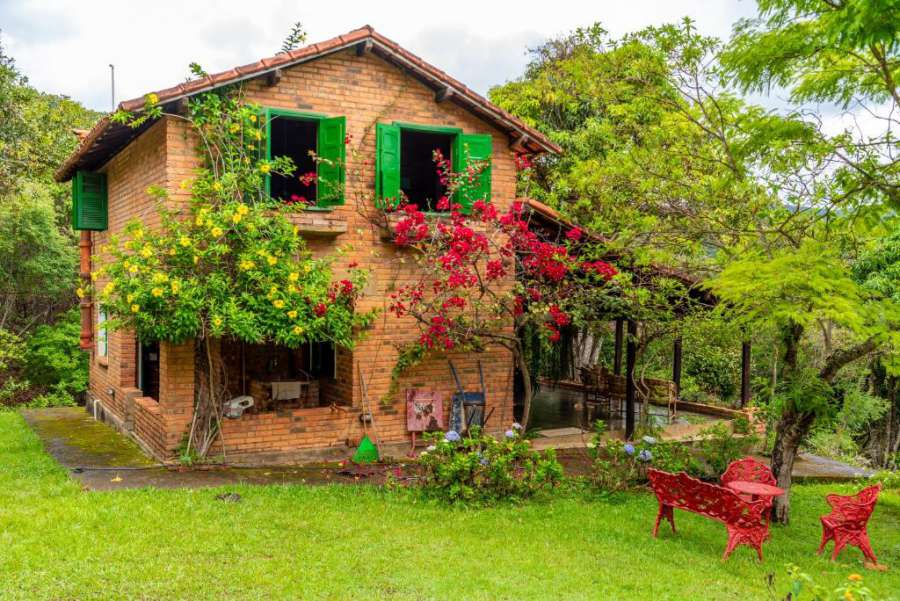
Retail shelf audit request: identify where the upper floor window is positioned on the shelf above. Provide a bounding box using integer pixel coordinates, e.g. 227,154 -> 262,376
263,109 -> 346,207
375,122 -> 492,213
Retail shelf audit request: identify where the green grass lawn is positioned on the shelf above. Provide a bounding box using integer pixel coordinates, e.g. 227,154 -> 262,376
0,412 -> 897,600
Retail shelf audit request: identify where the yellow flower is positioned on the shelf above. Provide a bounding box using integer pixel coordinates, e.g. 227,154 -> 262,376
250,114 -> 257,123
193,255 -> 199,265
152,272 -> 169,283
170,281 -> 181,294
130,304 -> 140,313
133,228 -> 144,239
848,574 -> 863,582
211,227 -> 223,237
253,129 -> 262,140
273,299 -> 285,309
151,287 -> 164,297
239,259 -> 255,271
179,236 -> 191,247
247,144 -> 255,151
844,592 -> 855,601
303,263 -> 312,274
140,246 -> 153,258
212,181 -> 223,192
237,204 -> 249,215
126,293 -> 135,303
103,282 -> 115,296
267,256 -> 277,266
128,265 -> 139,274
287,310 -> 298,319
292,326 -> 303,336
90,271 -> 99,281
195,215 -> 205,226
213,317 -> 223,327
259,163 -> 271,174
146,93 -> 159,105
231,213 -> 242,224
287,285 -> 297,294
229,123 -> 240,133
76,287 -> 85,299
168,247 -> 176,256
288,272 -> 299,282
269,285 -> 279,296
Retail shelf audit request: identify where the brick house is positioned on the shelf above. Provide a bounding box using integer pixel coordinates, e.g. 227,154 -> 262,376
56,26 -> 559,463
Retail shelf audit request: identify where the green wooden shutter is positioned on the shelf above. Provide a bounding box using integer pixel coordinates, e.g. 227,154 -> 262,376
316,116 -> 346,206
72,171 -> 108,231
375,123 -> 401,207
455,133 -> 493,211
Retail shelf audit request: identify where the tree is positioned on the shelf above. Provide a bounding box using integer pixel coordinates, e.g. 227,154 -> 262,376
493,18 -> 899,522
377,156 -> 619,428
0,186 -> 78,334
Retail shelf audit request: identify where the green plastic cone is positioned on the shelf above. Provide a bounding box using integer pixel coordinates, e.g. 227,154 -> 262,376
352,435 -> 379,464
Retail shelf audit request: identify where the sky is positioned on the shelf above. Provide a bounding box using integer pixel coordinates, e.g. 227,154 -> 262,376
1,0 -> 760,111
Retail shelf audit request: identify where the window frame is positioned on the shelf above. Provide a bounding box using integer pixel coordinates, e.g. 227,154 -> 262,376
96,308 -> 108,360
262,107 -> 329,207
394,122 -> 462,213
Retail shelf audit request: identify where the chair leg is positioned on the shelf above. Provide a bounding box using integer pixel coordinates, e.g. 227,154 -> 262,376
663,505 -> 676,533
817,525 -> 832,556
723,531 -> 741,561
858,532 -> 878,564
653,504 -> 664,537
831,538 -> 848,561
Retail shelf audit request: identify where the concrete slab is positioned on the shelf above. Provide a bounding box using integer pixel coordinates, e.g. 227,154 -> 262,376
20,407 -> 398,491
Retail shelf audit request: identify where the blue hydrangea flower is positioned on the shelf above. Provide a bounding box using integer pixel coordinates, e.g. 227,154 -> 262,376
479,457 -> 489,466
444,430 -> 461,442
504,430 -> 516,439
642,436 -> 657,446
638,449 -> 653,462
623,443 -> 635,455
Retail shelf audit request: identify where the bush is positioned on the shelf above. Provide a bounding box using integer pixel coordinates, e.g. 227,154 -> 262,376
417,424 -> 563,504
22,309 -> 87,405
588,421 -> 701,491
697,422 -> 759,477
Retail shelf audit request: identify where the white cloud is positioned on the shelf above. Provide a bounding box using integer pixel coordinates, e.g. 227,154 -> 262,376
2,0 -> 755,111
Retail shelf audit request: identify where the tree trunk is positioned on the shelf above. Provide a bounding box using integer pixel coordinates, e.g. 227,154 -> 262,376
515,341 -> 534,429
770,408 -> 815,523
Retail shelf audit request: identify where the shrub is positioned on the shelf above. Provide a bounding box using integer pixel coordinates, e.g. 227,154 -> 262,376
588,421 -> 701,491
417,424 -> 563,504
697,422 -> 759,477
23,309 -> 87,405
784,564 -> 886,600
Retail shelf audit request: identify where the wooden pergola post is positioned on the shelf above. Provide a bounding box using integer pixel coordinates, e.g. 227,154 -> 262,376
740,341 -> 752,407
613,318 -> 624,375
625,319 -> 637,439
672,337 -> 683,399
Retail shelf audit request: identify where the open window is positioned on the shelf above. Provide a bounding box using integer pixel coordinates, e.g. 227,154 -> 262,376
376,122 -> 492,212
264,109 -> 346,207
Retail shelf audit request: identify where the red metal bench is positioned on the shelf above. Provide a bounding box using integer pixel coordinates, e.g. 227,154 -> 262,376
817,484 -> 882,564
648,468 -> 770,561
721,457 -> 777,512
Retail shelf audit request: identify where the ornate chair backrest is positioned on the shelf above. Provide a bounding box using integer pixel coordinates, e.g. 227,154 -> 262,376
721,457 -> 776,487
648,468 -> 765,527
826,484 -> 882,525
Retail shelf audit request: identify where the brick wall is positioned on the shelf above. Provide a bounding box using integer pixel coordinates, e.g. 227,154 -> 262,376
92,47 -> 520,461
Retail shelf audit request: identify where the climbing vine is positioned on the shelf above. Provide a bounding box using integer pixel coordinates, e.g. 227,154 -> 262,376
94,86 -> 375,458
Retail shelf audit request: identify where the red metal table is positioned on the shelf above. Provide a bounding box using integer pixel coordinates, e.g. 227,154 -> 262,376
726,480 -> 784,502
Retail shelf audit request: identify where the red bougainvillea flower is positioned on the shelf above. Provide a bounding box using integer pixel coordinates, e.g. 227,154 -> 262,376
548,304 -> 570,327
339,279 -> 354,295
566,227 -> 583,242
581,260 -> 618,281
314,303 -> 328,317
546,323 -> 561,342
514,153 -> 533,172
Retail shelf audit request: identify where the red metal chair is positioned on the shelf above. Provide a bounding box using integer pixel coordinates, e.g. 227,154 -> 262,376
721,457 -> 777,510
817,484 -> 882,564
